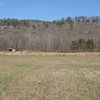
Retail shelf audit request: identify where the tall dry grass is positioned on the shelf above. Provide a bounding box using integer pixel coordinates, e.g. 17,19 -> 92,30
0,51 -> 100,56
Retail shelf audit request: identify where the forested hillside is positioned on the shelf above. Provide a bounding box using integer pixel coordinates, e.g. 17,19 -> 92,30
0,16 -> 100,52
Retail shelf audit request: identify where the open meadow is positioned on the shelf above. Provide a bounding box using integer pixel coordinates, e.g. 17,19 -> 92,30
0,54 -> 100,100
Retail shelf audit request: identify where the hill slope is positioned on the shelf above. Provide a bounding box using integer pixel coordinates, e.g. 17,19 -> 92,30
0,17 -> 100,52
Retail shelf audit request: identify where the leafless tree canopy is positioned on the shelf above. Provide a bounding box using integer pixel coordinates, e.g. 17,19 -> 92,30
0,17 -> 100,52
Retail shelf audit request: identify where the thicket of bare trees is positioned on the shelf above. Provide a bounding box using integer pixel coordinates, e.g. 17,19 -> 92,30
0,16 -> 100,52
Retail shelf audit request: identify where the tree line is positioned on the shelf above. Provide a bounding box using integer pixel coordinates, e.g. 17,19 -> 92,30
53,16 -> 100,27
0,17 -> 100,52
0,19 -> 29,28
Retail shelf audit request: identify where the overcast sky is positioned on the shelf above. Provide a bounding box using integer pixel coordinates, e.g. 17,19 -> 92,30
0,0 -> 100,21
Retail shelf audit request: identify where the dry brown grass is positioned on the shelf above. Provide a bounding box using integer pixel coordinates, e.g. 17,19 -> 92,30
0,51 -> 100,56
0,55 -> 100,100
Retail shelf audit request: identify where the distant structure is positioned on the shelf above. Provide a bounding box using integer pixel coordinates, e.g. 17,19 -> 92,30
7,48 -> 16,53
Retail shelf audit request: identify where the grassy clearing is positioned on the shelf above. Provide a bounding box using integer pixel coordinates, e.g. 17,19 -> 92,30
0,55 -> 100,100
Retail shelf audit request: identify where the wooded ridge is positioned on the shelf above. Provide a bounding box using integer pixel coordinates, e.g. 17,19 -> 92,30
0,16 -> 100,52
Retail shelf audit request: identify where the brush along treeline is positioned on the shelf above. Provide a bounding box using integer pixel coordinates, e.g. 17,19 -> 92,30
70,39 -> 94,52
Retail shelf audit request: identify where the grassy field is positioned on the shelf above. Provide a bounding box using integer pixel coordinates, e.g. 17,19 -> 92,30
0,55 -> 100,100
